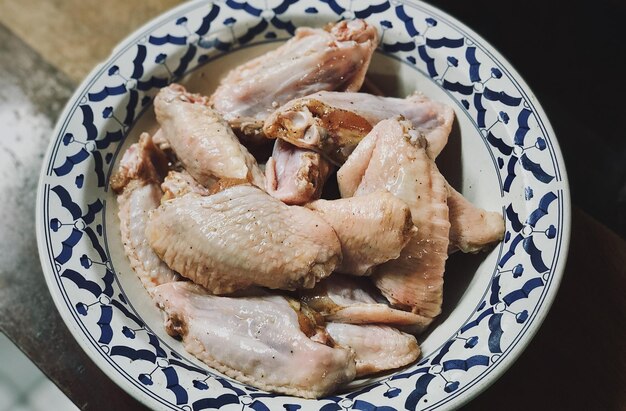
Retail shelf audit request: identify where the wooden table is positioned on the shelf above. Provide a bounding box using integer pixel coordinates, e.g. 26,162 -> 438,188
0,1 -> 624,410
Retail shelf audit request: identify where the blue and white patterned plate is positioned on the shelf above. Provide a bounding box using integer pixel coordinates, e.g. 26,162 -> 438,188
36,1 -> 570,409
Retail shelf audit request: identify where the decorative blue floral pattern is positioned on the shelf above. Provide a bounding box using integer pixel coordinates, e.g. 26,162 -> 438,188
37,0 -> 568,410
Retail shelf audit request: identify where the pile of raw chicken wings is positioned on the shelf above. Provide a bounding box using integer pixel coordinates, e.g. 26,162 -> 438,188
111,19 -> 504,398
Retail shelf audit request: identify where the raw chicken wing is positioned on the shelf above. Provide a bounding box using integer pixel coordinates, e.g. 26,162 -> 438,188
306,191 -> 417,276
338,118 -> 450,322
325,323 -> 419,376
146,185 -> 341,294
263,91 -> 454,164
111,133 -> 179,294
153,282 -> 356,398
447,184 -> 504,253
300,276 -> 430,330
211,20 -> 378,137
154,84 -> 265,188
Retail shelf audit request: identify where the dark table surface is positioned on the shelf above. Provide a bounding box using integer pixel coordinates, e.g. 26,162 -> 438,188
0,1 -> 625,410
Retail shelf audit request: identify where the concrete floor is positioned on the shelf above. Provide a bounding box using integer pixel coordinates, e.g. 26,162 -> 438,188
0,333 -> 78,411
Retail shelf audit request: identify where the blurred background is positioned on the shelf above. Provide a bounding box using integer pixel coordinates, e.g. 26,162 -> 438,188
0,0 -> 624,410
0,334 -> 77,411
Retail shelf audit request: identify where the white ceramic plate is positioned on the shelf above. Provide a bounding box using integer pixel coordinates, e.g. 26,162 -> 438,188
36,1 -> 570,409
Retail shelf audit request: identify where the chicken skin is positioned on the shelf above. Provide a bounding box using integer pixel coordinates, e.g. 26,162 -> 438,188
300,275 -> 430,330
111,133 -> 179,294
338,118 -> 450,323
160,169 -> 211,201
153,282 -> 356,398
146,185 -> 341,294
211,20 -> 378,138
447,184 -> 504,253
306,191 -> 417,276
264,91 -> 454,164
154,84 -> 265,189
325,323 -> 419,376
